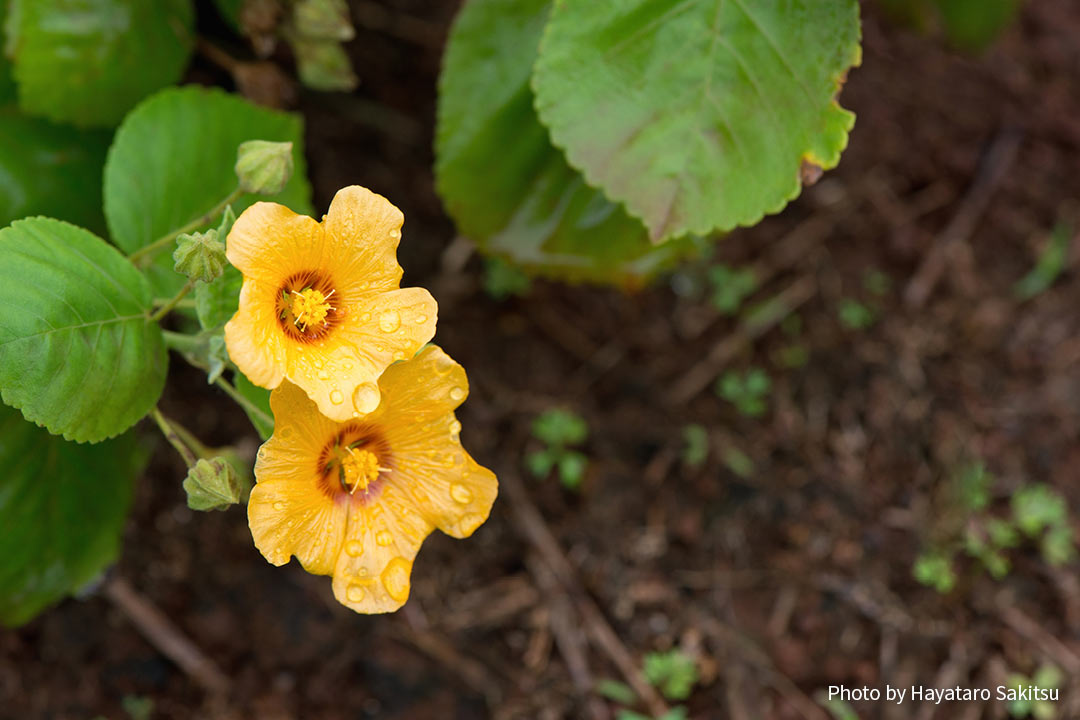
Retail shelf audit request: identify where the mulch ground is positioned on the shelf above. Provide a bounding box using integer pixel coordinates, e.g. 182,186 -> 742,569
3,2 -> 1080,719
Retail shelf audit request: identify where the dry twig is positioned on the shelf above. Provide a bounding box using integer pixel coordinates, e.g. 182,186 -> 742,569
103,577 -> 229,695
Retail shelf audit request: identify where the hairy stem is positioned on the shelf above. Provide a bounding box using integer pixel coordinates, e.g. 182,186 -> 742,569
129,186 -> 243,266
151,407 -> 197,468
215,376 -> 273,430
149,280 -> 195,323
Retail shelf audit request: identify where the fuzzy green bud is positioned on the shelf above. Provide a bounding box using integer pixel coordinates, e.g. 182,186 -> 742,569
292,38 -> 357,92
183,458 -> 242,511
294,0 -> 355,41
235,140 -> 294,195
173,229 -> 227,283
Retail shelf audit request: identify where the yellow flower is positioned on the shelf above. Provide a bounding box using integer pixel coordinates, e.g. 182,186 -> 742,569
248,345 -> 497,613
224,185 -> 437,422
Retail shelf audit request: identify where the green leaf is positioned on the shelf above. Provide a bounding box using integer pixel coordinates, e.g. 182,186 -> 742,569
9,0 -> 195,127
525,449 -> 556,478
935,0 -> 1019,51
1011,484 -> 1067,537
196,265 -> 244,330
595,678 -> 637,705
557,450 -> 587,490
913,551 -> 956,593
532,0 -> 861,241
0,402 -> 140,626
643,650 -> 699,701
0,0 -> 14,104
0,109 -> 111,233
1014,221 -> 1070,301
0,217 -> 167,442
104,85 -> 313,297
233,371 -> 273,440
681,423 -> 708,467
532,408 -> 588,447
436,0 -> 706,285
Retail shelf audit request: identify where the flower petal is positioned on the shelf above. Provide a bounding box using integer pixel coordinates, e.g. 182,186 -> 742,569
296,287 -> 437,420
321,186 -> 406,293
331,484 -> 435,613
248,381 -> 346,575
376,346 -> 498,539
225,201 -> 322,284
224,279 -> 288,389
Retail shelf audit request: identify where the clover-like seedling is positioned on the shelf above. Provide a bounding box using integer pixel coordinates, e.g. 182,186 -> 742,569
1011,484 -> 1076,566
643,650 -> 698,701
716,368 -> 771,417
527,409 -> 589,490
838,298 -> 876,330
1006,665 -> 1062,719
913,551 -> 957,593
706,263 -> 756,315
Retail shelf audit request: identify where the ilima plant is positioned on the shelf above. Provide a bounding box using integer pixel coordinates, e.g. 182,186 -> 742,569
0,83 -> 496,624
435,0 -> 863,284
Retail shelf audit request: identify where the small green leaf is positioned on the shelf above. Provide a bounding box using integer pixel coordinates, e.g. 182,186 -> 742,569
532,0 -> 861,241
707,264 -> 757,314
595,678 -> 637,705
0,403 -> 141,626
1014,221 -> 1071,301
525,448 -> 556,478
557,450 -> 587,491
0,218 -> 167,442
954,462 -> 992,512
1041,525 -> 1076,567
196,265 -> 244,331
532,408 -> 588,447
104,85 -> 313,297
436,0 -> 705,285
913,551 -> 956,593
838,299 -> 875,330
1011,484 -> 1067,537
10,0 -> 195,127
643,650 -> 698,701
233,372 -> 273,440
681,424 -> 709,467
0,110 -> 111,233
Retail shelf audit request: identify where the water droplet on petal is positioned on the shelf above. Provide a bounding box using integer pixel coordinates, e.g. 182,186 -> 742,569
450,484 -> 472,504
414,314 -> 427,324
449,386 -> 466,402
361,312 -> 371,322
389,229 -> 401,239
376,530 -> 392,547
393,351 -> 405,361
345,540 -> 364,557
449,419 -> 462,434
273,501 -> 286,511
346,584 -> 365,603
381,557 -> 411,602
459,513 -> 484,535
330,389 -> 345,405
378,310 -> 401,332
353,383 -> 379,413
317,370 -> 330,380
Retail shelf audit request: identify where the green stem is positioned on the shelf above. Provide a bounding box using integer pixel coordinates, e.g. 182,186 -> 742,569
149,280 -> 195,323
129,186 -> 243,266
153,297 -> 197,310
162,329 -> 205,354
151,407 -> 197,468
215,376 -> 273,429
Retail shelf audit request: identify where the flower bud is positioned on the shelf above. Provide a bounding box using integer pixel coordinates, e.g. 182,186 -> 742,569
183,458 -> 243,511
292,38 -> 357,92
235,140 -> 294,195
173,229 -> 227,283
294,0 -> 355,41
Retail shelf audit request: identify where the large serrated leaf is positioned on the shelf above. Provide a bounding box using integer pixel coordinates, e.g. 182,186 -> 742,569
104,85 -> 314,297
532,0 -> 861,241
436,0 -> 705,286
0,217 -> 167,443
0,402 -> 140,627
9,0 -> 195,127
0,109 -> 111,233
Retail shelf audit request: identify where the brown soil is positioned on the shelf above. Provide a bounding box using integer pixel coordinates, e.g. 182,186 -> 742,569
4,2 -> 1080,719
